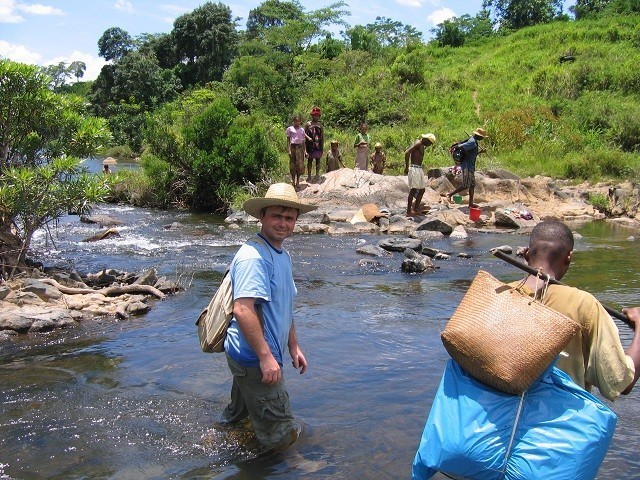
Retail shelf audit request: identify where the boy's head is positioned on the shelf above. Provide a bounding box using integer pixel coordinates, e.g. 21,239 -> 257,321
374,142 -> 382,150
310,107 -> 321,119
359,122 -> 368,133
331,140 -> 339,150
292,115 -> 301,127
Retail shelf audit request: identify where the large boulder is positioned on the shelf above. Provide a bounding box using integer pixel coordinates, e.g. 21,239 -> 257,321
401,248 -> 438,273
415,216 -> 455,235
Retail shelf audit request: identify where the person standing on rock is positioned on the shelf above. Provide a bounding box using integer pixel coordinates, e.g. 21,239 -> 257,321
325,140 -> 344,173
404,133 -> 436,216
447,127 -> 487,207
222,183 -> 317,451
305,107 -> 324,182
286,115 -> 307,189
370,142 -> 386,175
354,122 -> 370,170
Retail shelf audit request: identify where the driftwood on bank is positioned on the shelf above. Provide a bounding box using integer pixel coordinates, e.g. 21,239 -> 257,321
38,278 -> 165,299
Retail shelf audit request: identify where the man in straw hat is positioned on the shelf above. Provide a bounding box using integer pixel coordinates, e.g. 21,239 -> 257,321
404,133 -> 436,216
222,183 -> 317,450
447,127 -> 487,208
514,221 -> 640,401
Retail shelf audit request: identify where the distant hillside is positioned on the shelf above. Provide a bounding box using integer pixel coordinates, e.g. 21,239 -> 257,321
299,15 -> 640,182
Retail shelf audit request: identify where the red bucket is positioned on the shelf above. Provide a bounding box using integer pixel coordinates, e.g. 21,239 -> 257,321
469,206 -> 482,222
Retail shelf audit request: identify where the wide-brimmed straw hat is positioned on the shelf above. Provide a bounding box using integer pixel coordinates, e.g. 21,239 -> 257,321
243,183 -> 317,219
473,127 -> 487,138
421,133 -> 436,144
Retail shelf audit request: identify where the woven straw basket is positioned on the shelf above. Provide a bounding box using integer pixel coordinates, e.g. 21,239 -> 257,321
441,270 -> 580,395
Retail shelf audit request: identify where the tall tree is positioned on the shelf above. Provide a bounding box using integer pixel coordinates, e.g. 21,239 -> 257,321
482,0 -> 564,29
43,62 -> 71,90
68,61 -> 87,82
432,11 -> 493,47
367,17 -> 423,48
171,2 -> 240,87
246,0 -> 304,39
98,27 -> 135,61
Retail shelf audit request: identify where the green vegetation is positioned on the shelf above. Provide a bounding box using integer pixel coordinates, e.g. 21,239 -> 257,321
0,59 -> 111,277
81,2 -> 640,207
588,191 -> 611,214
5,1 -> 640,231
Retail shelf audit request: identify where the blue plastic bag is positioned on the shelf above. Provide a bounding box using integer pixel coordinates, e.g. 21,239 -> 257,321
412,360 -> 617,480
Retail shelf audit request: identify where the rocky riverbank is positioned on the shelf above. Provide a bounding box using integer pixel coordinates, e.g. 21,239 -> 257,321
226,168 -> 640,235
2,167 -> 638,338
0,267 -> 182,338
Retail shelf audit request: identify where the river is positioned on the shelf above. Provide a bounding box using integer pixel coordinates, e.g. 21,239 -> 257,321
1,200 -> 639,480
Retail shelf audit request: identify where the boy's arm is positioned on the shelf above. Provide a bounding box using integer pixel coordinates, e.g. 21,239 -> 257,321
404,143 -> 416,174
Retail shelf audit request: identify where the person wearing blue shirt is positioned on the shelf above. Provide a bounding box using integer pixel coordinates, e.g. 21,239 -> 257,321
447,127 -> 487,207
222,183 -> 317,451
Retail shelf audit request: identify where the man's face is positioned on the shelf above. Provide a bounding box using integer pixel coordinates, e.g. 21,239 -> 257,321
260,206 -> 299,245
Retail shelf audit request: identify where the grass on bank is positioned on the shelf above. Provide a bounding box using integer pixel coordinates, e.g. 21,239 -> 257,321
109,15 -> 640,208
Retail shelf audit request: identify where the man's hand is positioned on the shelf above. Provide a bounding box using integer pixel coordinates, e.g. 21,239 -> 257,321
623,307 -> 640,332
260,354 -> 282,385
289,345 -> 308,375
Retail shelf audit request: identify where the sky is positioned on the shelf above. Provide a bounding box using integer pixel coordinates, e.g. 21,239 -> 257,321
0,0 -> 487,81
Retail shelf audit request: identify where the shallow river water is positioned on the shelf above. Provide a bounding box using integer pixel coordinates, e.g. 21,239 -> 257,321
1,203 -> 639,480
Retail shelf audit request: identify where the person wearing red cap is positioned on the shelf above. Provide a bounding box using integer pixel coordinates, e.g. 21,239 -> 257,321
304,107 -> 324,182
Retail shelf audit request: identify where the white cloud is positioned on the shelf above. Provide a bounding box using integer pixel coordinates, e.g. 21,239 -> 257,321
0,39 -> 41,63
395,0 -> 422,7
0,0 -> 62,22
0,41 -> 106,81
428,7 -> 456,26
0,0 -> 24,22
160,4 -> 187,15
115,0 -> 134,14
46,51 -> 107,82
18,3 -> 62,15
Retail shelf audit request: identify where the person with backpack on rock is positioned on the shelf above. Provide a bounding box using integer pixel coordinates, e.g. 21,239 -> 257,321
447,127 -> 487,207
305,107 -> 324,182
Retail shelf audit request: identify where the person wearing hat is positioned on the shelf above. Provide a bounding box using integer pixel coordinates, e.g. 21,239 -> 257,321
404,133 -> 436,216
370,142 -> 386,175
222,183 -> 317,450
447,127 -> 487,208
304,107 -> 324,181
353,121 -> 370,170
325,139 -> 345,173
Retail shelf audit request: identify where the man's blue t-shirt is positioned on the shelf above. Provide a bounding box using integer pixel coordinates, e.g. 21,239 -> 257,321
224,235 -> 296,367
459,136 -> 479,172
